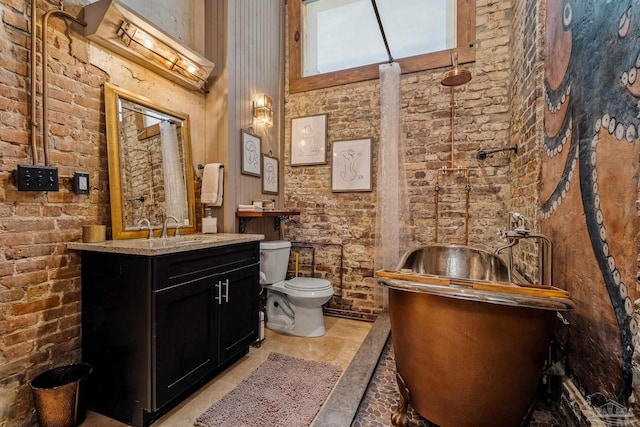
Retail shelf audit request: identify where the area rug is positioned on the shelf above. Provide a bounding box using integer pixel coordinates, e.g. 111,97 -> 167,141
194,352 -> 342,427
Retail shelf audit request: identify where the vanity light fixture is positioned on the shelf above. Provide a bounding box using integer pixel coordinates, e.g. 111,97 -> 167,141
83,0 -> 214,92
253,94 -> 273,127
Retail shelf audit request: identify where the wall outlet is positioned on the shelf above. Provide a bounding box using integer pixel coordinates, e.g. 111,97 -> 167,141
16,165 -> 59,192
74,172 -> 90,195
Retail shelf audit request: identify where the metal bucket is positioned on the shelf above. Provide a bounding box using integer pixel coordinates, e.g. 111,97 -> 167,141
31,363 -> 92,427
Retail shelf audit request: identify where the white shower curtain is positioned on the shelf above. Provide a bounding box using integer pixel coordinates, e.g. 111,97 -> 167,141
160,121 -> 188,222
375,62 -> 413,309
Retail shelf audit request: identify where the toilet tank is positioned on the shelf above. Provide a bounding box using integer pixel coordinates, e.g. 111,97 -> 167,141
259,240 -> 292,284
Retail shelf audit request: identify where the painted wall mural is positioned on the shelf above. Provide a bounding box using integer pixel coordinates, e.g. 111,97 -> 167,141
543,0 -> 640,404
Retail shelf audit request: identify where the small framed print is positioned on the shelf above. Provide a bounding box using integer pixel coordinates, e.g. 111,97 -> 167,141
241,129 -> 261,176
290,114 -> 327,166
262,154 -> 278,195
331,138 -> 372,192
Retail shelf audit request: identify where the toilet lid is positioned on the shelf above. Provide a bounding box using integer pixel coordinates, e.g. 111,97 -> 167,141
284,277 -> 332,291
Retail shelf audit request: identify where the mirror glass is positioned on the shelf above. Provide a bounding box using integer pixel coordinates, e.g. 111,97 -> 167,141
104,83 -> 196,239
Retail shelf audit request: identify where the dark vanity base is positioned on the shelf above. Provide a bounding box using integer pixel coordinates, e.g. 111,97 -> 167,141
87,348 -> 249,427
80,242 -> 260,427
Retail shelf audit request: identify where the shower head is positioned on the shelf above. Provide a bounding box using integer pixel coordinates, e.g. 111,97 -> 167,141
441,52 -> 472,87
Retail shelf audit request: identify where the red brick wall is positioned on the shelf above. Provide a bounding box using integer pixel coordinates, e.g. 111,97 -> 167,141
0,1 -> 109,425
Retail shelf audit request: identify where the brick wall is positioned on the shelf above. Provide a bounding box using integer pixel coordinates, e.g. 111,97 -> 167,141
508,0 -> 543,282
0,0 -> 207,424
283,0 -> 515,318
0,1 -> 109,425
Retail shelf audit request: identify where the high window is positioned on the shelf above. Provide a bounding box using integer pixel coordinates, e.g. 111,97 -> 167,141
288,0 -> 476,93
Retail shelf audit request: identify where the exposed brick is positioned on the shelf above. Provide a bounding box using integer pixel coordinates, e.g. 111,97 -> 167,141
2,9 -> 27,32
0,128 -> 28,145
0,313 -> 38,335
2,328 -> 38,347
15,258 -> 47,274
11,296 -> 60,316
0,288 -> 25,303
0,270 -> 48,289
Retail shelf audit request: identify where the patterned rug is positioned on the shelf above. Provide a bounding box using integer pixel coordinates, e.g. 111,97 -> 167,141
194,352 -> 342,427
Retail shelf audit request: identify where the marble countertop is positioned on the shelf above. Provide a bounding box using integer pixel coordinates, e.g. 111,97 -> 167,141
67,233 -> 264,256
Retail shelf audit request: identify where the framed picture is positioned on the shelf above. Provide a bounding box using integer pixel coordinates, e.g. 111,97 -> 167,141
262,154 -> 279,195
290,114 -> 327,166
331,138 -> 372,192
241,129 -> 261,176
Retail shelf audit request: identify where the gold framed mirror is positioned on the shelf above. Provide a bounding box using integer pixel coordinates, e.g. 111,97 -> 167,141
104,83 -> 196,239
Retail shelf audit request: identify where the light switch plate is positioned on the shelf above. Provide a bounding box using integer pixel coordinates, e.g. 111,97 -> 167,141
16,165 -> 59,191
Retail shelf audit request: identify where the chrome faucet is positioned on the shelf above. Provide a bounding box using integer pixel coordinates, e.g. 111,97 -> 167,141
137,218 -> 154,239
495,212 -> 553,286
161,216 -> 183,238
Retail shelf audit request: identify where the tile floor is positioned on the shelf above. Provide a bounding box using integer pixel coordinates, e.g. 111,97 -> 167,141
83,315 -> 567,427
82,316 -> 372,427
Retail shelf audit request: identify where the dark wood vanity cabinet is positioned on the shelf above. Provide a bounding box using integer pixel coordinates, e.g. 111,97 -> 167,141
81,241 -> 259,426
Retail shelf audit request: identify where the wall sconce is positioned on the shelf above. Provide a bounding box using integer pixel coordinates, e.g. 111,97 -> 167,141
253,94 -> 273,127
83,0 -> 214,92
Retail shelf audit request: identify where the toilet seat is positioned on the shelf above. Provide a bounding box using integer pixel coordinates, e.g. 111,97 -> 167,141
269,278 -> 334,299
284,277 -> 332,292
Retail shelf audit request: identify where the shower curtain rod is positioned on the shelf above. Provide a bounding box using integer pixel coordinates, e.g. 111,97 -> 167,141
121,105 -> 180,125
371,0 -> 394,63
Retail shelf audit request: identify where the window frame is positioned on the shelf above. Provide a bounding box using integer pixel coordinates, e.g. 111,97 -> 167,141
288,0 -> 476,93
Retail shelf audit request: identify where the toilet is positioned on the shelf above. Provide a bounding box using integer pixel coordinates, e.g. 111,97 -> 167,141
260,241 -> 334,337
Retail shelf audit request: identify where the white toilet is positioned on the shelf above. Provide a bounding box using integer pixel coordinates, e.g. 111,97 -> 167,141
260,241 -> 334,337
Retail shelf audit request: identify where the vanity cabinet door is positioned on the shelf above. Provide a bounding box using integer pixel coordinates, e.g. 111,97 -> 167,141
154,274 -> 218,410
218,262 -> 260,364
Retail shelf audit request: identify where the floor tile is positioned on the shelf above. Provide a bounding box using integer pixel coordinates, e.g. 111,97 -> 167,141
83,316 -> 371,426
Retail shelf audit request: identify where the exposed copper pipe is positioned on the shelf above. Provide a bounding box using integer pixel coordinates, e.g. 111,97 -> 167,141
41,9 -> 86,166
30,0 -> 38,165
464,180 -> 470,246
450,87 -> 455,168
434,177 -> 440,243
433,52 -> 472,245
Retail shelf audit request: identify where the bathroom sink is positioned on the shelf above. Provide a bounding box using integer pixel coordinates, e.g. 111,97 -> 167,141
67,233 -> 265,256
397,244 -> 510,282
146,234 -> 238,247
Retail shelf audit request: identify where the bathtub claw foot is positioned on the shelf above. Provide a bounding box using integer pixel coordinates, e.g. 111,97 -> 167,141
391,372 -> 410,427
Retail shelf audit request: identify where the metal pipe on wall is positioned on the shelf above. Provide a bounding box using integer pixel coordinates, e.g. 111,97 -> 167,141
433,52 -> 473,245
41,9 -> 86,165
291,241 -> 344,297
30,0 -> 38,165
434,167 -> 470,246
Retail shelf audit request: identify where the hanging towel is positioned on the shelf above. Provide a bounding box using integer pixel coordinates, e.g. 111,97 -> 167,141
201,163 -> 224,206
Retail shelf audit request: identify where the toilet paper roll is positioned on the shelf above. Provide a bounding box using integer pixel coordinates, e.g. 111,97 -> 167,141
82,225 -> 106,243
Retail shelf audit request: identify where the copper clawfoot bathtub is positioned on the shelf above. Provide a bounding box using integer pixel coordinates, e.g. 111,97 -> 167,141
376,244 -> 574,427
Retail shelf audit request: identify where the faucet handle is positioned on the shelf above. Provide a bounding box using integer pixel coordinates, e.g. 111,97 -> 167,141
509,212 -> 525,229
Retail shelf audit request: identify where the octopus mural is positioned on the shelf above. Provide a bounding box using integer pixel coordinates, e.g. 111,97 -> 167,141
543,0 -> 640,404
